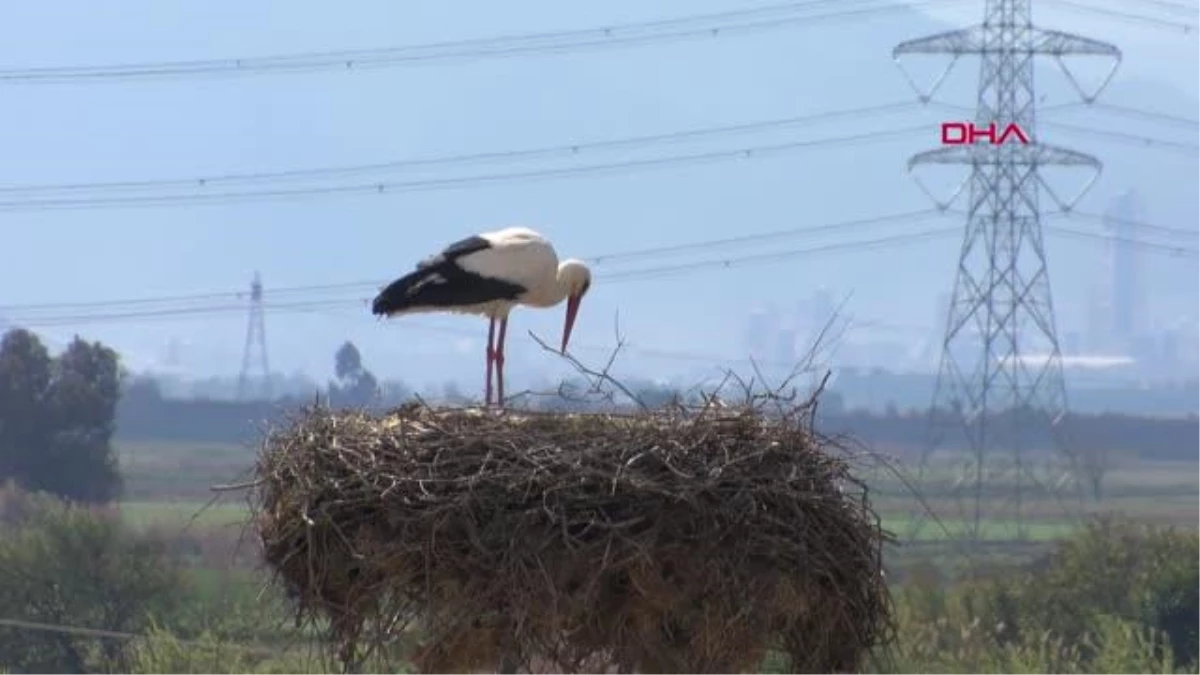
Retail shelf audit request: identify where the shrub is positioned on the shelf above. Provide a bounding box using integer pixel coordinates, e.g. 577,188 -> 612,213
0,490 -> 184,672
881,516 -> 1199,673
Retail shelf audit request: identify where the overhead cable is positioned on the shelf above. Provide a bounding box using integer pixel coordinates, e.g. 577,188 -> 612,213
0,101 -> 922,195
3,217 -> 957,324
0,0 -> 957,83
0,125 -> 928,212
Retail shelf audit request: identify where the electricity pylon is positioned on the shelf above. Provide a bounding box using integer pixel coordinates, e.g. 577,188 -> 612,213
894,0 -> 1121,545
237,271 -> 272,401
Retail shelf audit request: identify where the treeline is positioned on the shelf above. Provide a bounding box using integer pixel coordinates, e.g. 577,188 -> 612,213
117,340 -> 408,444
828,367 -> 1200,418
4,326 -> 1193,462
113,385 -> 1200,463
818,406 -> 1200,462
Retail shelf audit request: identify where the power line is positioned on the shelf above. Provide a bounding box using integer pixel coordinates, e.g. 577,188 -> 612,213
3,299 -> 361,326
1042,121 -> 1200,154
0,125 -> 928,212
1050,209 -> 1198,240
9,227 -> 955,324
0,0 -> 956,84
0,209 -> 945,314
0,101 -> 922,195
598,227 -> 961,282
0,99 -> 1186,200
1041,0 -> 1197,30
1122,0 -> 1200,15
4,225 -> 1190,373
3,209 -> 1192,321
1043,224 -> 1200,256
1087,102 -> 1200,128
588,209 -> 939,263
12,223 -> 1193,330
0,281 -> 375,313
4,221 -> 959,325
930,100 -> 1199,152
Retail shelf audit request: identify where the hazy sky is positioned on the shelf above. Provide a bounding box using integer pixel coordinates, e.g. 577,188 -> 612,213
0,0 -> 1196,389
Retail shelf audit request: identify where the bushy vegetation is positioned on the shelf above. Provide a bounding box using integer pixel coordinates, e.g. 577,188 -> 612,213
0,486 -> 181,673
878,517 -> 1199,674
0,480 -> 1194,673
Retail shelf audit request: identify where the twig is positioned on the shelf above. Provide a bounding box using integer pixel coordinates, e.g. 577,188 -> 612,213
211,478 -> 264,492
806,370 -> 833,429
527,324 -> 649,413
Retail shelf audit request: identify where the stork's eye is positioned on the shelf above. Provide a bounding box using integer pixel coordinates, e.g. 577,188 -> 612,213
579,280 -> 591,296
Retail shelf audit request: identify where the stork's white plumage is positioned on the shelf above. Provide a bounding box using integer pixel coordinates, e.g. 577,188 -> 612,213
371,227 -> 592,407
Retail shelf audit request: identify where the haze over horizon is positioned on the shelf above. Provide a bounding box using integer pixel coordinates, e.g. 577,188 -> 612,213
0,0 -> 1196,396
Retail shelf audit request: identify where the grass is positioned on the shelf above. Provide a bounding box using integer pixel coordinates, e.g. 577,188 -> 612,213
117,439 -> 257,501
882,517 -> 1078,541
120,500 -> 250,531
113,437 -> 1198,549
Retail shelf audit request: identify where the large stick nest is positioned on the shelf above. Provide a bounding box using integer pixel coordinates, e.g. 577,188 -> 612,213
252,402 -> 893,673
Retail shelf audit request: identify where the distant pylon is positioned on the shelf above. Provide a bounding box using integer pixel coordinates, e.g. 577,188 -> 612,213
894,0 -> 1121,545
237,271 -> 272,401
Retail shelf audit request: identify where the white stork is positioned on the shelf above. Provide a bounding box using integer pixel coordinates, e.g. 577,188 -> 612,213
371,227 -> 592,407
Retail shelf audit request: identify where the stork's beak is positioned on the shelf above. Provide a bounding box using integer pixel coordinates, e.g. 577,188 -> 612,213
562,293 -> 582,354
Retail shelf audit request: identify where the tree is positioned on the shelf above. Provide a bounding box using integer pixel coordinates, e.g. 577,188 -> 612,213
335,341 -> 363,381
0,329 -> 51,481
328,341 -> 379,408
0,329 -> 123,503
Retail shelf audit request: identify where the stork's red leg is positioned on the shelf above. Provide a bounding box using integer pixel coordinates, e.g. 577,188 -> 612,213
496,317 -> 509,408
485,317 -> 496,406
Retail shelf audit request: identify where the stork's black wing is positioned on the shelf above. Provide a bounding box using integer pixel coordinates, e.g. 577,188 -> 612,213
416,235 -> 492,270
371,235 -> 525,316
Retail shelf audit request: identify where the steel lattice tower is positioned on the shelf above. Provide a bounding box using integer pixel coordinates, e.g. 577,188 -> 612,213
237,271 -> 272,401
895,0 -> 1120,544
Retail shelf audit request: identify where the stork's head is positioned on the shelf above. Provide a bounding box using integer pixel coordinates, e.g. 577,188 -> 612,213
558,259 -> 592,354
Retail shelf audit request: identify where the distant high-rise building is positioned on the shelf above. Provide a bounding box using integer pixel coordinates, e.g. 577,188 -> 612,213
807,287 -> 836,339
1159,328 -> 1180,375
1085,279 -> 1113,353
744,306 -> 776,360
1103,188 -> 1144,351
164,337 -> 184,369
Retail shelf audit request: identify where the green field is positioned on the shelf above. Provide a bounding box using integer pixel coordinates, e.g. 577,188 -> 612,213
117,439 -> 259,501
115,437 -> 1199,549
119,499 -> 250,530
